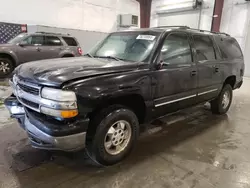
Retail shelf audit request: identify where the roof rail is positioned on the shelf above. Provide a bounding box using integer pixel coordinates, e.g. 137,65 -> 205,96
152,25 -> 230,36
185,28 -> 230,36
35,32 -> 70,36
154,25 -> 190,29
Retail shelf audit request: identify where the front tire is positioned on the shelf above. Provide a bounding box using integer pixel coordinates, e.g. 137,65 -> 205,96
86,105 -> 139,166
0,58 -> 14,78
211,84 -> 233,114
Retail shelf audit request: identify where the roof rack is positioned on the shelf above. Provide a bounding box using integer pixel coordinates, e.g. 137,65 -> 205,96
186,28 -> 230,36
154,25 -> 230,36
154,25 -> 190,29
35,32 -> 70,36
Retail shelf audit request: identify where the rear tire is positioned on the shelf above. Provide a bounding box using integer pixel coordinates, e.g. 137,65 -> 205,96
86,105 -> 139,166
211,84 -> 232,114
0,58 -> 14,78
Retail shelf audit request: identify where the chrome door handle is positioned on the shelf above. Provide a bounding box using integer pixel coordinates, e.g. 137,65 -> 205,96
190,70 -> 197,76
36,47 -> 41,52
213,65 -> 219,72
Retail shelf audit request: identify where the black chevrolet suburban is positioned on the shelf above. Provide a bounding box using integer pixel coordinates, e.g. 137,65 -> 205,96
4,26 -> 244,166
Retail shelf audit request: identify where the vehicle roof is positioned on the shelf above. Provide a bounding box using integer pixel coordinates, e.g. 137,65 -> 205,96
115,26 -> 230,37
30,32 -> 73,37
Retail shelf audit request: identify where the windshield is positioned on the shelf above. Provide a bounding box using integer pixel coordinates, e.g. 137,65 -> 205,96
89,31 -> 159,62
8,33 -> 28,44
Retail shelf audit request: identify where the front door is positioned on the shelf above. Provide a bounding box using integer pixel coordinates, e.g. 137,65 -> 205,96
152,32 -> 198,118
17,35 -> 48,63
192,35 -> 222,102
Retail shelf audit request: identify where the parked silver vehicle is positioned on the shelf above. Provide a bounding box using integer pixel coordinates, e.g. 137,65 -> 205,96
0,32 -> 83,78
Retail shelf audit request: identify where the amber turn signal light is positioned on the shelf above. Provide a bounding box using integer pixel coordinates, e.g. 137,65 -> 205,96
61,110 -> 78,118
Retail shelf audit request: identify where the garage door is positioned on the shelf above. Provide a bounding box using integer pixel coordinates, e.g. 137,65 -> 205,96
158,10 -> 200,28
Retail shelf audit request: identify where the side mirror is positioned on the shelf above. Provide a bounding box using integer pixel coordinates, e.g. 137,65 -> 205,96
155,62 -> 162,70
155,60 -> 170,70
18,41 -> 27,47
155,52 -> 170,70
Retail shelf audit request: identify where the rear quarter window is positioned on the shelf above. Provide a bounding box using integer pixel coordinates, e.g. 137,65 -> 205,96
62,37 -> 78,46
216,37 -> 243,59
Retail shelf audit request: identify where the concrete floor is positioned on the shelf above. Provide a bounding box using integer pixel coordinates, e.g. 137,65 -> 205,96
0,78 -> 250,188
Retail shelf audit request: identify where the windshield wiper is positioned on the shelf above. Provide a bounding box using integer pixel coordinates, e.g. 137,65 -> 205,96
94,55 -> 122,61
84,53 -> 94,58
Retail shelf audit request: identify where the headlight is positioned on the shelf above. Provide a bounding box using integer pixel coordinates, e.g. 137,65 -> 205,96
41,87 -> 76,102
41,87 -> 78,118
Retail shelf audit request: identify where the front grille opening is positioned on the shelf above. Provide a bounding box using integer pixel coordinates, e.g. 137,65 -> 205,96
18,83 -> 39,95
20,98 -> 39,109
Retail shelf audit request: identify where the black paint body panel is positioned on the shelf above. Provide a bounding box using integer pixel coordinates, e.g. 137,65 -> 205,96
13,28 -> 244,127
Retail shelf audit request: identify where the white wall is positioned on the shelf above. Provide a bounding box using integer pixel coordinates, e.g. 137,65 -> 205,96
150,0 -> 215,31
220,0 -> 250,76
0,0 -> 139,33
220,0 -> 250,50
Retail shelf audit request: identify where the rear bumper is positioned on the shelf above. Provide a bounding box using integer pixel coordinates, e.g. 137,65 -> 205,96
4,96 -> 88,151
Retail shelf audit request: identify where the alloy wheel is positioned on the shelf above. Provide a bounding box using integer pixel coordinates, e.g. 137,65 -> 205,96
104,120 -> 132,155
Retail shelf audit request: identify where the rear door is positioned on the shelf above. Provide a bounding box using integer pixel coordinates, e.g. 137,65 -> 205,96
192,34 -> 222,102
152,32 -> 198,117
62,37 -> 80,56
43,36 -> 64,59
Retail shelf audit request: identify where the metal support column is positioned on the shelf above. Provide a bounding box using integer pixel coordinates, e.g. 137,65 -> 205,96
137,0 -> 152,28
211,0 -> 225,32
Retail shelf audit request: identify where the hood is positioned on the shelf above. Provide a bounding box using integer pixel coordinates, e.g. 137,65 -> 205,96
0,43 -> 14,49
16,57 -> 140,87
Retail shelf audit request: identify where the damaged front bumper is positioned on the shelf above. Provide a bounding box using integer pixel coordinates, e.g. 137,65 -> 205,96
4,95 -> 89,152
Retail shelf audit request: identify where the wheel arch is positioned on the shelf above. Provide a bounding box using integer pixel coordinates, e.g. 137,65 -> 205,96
224,75 -> 236,89
89,93 -> 146,125
0,53 -> 17,67
61,53 -> 74,58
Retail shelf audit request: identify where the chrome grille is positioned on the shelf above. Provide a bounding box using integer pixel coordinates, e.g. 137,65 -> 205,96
18,82 -> 39,96
12,78 -> 42,112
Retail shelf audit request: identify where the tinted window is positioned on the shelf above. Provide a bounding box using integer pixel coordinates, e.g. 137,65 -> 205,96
216,37 -> 243,59
62,37 -> 78,46
193,35 -> 216,61
22,36 -> 44,45
45,36 -> 62,46
161,33 -> 192,64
